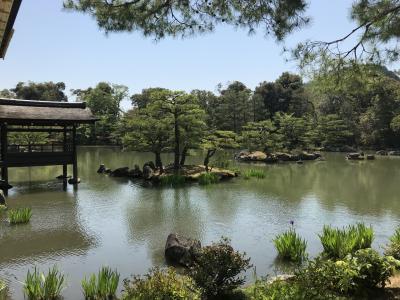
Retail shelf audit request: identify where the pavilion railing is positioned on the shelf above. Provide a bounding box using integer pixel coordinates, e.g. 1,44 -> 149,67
7,143 -> 73,153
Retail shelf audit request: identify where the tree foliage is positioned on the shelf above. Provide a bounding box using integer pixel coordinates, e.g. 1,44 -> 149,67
73,82 -> 128,144
63,0 -> 308,40
11,81 -> 68,101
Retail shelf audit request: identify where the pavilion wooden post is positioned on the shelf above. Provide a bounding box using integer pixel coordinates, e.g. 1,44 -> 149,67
72,125 -> 78,186
1,124 -> 8,196
62,126 -> 68,191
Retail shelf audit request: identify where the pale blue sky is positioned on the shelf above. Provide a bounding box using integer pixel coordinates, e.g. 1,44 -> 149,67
1,0 -> 396,108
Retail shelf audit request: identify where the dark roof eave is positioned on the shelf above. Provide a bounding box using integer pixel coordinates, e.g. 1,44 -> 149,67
0,0 -> 23,59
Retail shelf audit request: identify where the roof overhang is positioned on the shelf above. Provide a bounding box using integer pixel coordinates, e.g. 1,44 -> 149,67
0,98 -> 99,125
0,0 -> 22,59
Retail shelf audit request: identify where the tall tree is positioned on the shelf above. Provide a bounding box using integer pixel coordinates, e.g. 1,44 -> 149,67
73,82 -> 128,144
253,72 -> 311,119
216,81 -> 252,133
12,81 -> 68,101
131,87 -> 168,109
241,120 -> 281,152
63,0 -> 308,40
123,89 -> 206,170
122,107 -> 172,169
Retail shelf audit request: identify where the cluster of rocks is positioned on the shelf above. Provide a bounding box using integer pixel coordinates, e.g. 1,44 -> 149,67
346,153 -> 375,160
97,163 -> 237,182
236,150 -> 322,164
375,150 -> 400,156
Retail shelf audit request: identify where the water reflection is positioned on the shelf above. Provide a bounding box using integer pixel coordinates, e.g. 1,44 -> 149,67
1,147 -> 400,299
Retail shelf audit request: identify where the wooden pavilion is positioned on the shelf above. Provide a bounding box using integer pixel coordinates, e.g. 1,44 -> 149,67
0,98 -> 97,195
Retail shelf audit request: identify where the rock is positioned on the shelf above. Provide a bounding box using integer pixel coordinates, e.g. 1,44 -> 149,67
0,190 -> 6,205
268,274 -> 296,284
68,178 -> 81,184
265,155 -> 279,164
376,150 -> 388,156
346,153 -> 364,160
236,151 -> 266,162
275,153 -> 293,161
128,164 -> 143,178
296,160 -> 304,164
143,165 -> 154,180
298,152 -> 314,160
105,168 -> 112,174
247,151 -> 267,161
143,161 -> 156,171
110,167 -> 130,177
0,180 -> 12,191
97,164 -> 106,173
165,233 -> 201,267
367,154 -> 375,160
389,150 -> 400,156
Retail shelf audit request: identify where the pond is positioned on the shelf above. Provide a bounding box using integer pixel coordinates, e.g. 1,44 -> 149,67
1,147 -> 400,299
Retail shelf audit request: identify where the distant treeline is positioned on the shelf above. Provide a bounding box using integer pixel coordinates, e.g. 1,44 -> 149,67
1,63 -> 400,153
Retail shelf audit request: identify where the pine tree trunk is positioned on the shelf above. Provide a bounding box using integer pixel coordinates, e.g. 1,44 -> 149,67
204,149 -> 216,172
180,146 -> 188,166
155,152 -> 163,172
173,111 -> 180,170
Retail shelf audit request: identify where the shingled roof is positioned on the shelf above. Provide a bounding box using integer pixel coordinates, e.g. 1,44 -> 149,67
0,0 -> 22,59
0,98 -> 98,125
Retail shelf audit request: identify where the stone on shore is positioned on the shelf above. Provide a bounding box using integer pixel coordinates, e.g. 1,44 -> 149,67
143,165 -> 154,180
110,167 -> 130,177
97,164 -> 106,173
165,233 -> 201,267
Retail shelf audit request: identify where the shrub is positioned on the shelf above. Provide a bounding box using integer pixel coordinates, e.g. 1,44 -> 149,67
384,227 -> 400,259
198,172 -> 219,185
159,175 -> 186,186
189,237 -> 251,299
82,266 -> 120,300
8,207 -> 32,224
350,248 -> 399,289
122,268 -> 201,300
274,229 -> 307,263
242,169 -> 266,180
0,279 -> 7,300
319,223 -> 374,259
0,205 -> 6,212
23,266 -> 65,300
294,249 -> 400,297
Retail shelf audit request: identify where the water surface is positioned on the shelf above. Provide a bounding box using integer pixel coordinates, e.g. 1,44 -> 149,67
1,147 -> 400,299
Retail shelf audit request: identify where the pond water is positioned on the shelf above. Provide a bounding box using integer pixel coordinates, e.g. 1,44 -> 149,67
1,147 -> 400,299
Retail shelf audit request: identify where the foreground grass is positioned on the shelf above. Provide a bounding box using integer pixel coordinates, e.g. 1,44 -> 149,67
274,229 -> 307,263
198,172 -> 220,185
8,207 -> 32,225
159,174 -> 186,186
24,266 -> 65,300
242,169 -> 266,179
82,267 -> 119,300
319,223 -> 374,259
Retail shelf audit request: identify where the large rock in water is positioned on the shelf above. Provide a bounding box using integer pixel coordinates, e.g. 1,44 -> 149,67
143,165 -> 154,180
389,150 -> 400,156
128,164 -> 143,178
110,167 -> 130,177
165,233 -> 201,267
236,151 -> 267,162
97,164 -> 106,173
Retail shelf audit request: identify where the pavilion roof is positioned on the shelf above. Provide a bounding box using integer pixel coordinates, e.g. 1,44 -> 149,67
0,98 -> 98,125
0,0 -> 22,59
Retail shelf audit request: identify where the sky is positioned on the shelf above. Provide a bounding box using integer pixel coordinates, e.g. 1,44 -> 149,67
1,0 -> 397,109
